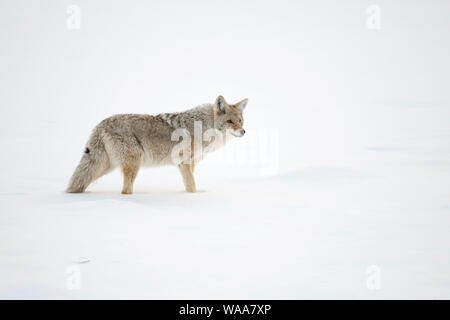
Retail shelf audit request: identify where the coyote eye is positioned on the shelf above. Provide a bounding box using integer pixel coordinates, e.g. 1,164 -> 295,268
226,120 -> 233,124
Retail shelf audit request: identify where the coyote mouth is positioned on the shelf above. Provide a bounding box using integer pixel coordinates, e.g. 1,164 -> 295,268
230,130 -> 245,137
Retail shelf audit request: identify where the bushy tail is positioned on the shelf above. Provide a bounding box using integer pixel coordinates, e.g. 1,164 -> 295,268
66,133 -> 109,193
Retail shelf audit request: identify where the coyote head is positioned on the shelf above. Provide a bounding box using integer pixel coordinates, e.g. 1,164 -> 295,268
214,95 -> 248,137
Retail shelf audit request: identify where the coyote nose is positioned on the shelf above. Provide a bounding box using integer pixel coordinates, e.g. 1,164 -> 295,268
240,129 -> 246,136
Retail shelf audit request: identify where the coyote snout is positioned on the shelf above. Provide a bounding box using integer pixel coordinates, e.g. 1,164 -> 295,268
67,95 -> 248,194
232,129 -> 246,137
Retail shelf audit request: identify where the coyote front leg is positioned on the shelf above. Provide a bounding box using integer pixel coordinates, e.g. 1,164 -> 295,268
178,163 -> 196,192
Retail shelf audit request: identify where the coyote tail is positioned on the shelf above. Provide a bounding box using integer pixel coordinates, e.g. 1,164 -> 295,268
66,132 -> 109,193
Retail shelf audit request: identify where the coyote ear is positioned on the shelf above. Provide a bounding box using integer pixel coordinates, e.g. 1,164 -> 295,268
236,98 -> 248,111
215,95 -> 227,113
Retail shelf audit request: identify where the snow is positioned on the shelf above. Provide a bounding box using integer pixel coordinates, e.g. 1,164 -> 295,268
1,0 -> 450,299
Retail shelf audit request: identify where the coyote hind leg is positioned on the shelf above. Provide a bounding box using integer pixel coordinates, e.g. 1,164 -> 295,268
121,154 -> 141,194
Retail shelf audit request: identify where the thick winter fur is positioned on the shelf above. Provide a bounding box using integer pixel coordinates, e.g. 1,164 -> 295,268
67,96 -> 248,194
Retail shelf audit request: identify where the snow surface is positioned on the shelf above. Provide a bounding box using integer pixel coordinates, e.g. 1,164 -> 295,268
1,0 -> 450,299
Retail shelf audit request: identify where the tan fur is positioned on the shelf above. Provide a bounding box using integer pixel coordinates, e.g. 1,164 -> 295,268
66,96 -> 248,194
178,164 -> 196,192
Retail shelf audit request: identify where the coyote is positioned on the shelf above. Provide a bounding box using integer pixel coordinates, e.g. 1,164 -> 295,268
67,96 -> 248,194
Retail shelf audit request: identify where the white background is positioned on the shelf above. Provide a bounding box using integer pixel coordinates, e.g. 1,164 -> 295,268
0,0 -> 449,298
